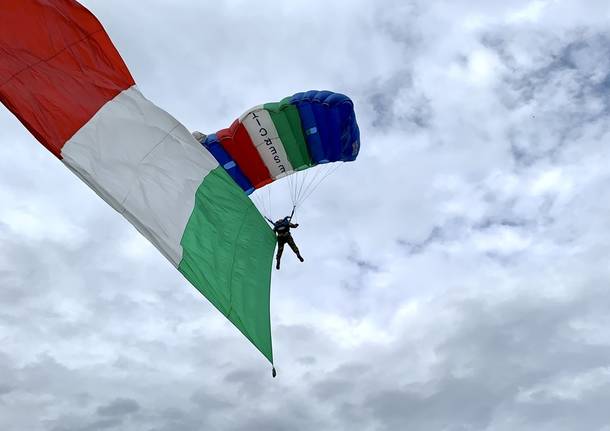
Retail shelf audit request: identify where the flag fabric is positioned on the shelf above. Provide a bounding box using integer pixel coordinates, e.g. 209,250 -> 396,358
0,0 -> 276,362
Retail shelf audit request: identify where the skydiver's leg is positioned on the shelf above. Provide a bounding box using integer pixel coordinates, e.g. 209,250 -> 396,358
287,235 -> 304,262
276,239 -> 285,270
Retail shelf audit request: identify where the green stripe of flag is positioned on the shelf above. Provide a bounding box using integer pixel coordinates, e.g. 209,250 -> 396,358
178,167 -> 277,362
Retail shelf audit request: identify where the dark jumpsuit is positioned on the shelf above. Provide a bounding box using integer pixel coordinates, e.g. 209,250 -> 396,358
273,217 -> 303,269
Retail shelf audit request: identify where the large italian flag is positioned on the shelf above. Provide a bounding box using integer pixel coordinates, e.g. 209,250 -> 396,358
0,0 -> 276,362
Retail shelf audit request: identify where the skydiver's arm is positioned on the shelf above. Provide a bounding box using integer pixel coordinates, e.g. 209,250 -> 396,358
289,223 -> 299,228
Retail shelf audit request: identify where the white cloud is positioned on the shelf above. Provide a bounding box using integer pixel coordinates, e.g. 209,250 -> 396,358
507,0 -> 553,24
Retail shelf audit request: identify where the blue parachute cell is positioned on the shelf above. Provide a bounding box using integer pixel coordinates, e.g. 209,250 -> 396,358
290,91 -> 359,164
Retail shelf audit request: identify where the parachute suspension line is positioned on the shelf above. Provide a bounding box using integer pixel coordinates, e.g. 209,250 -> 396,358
298,163 -> 343,207
263,192 -> 271,220
255,192 -> 264,217
253,193 -> 263,218
255,163 -> 342,223
295,171 -> 304,202
288,169 -> 298,207
293,169 -> 315,207
295,168 -> 310,205
293,164 -> 326,207
287,168 -> 306,208
267,186 -> 272,220
252,187 -> 273,221
252,192 -> 260,213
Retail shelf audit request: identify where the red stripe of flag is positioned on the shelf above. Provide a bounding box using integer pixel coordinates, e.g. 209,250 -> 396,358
217,120 -> 273,189
0,0 -> 134,157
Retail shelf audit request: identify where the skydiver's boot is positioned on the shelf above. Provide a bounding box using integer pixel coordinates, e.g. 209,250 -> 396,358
276,243 -> 284,270
297,254 -> 304,262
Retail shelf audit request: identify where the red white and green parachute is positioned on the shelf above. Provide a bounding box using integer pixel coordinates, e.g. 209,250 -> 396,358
0,0 -> 360,365
202,92 -> 360,195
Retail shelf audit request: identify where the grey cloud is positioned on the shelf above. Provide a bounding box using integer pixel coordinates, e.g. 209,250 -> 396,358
50,417 -> 123,431
190,389 -> 233,410
96,398 -> 140,417
296,356 -> 317,366
367,72 -> 434,131
311,378 -> 355,401
398,225 -> 444,255
492,31 -> 610,167
0,384 -> 13,396
223,368 -> 267,398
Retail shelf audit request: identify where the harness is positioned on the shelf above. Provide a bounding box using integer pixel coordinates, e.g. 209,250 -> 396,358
274,219 -> 291,236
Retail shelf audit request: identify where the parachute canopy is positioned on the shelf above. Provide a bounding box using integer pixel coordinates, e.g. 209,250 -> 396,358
202,91 -> 360,195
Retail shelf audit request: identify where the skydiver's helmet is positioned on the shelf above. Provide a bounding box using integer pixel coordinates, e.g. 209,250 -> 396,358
275,217 -> 290,226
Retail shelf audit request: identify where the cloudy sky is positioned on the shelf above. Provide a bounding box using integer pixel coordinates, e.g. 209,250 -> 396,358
2,0 -> 610,429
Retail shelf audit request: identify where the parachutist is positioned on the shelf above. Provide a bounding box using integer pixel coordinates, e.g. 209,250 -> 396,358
272,216 -> 304,270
